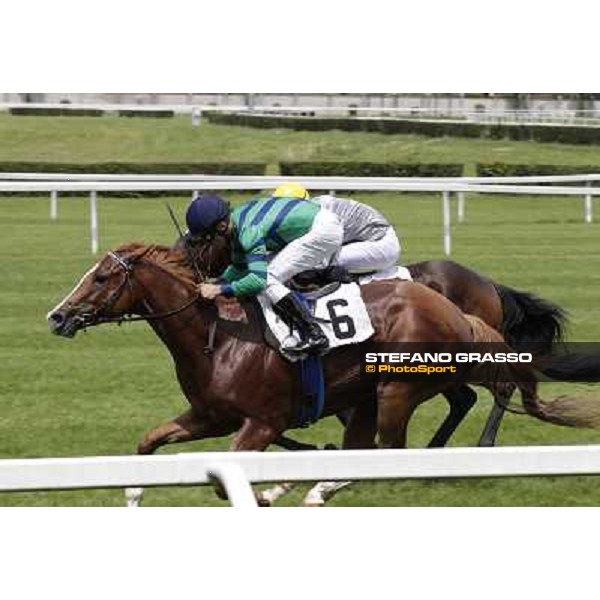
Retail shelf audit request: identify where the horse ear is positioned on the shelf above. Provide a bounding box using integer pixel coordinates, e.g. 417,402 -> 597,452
131,244 -> 153,259
114,242 -> 151,260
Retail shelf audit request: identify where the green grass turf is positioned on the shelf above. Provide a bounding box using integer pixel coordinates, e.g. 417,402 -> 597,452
4,113 -> 600,172
1,114 -> 600,505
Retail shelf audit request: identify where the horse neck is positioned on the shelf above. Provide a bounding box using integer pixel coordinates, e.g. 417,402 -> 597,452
134,261 -> 214,356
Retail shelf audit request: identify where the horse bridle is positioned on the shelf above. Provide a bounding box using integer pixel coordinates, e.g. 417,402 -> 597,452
83,249 -> 202,327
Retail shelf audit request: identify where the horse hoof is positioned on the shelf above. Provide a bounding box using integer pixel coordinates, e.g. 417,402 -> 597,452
125,487 -> 144,507
256,495 -> 272,507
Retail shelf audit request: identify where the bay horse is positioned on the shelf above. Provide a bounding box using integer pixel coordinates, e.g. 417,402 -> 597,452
47,243 -> 600,505
407,260 -> 566,447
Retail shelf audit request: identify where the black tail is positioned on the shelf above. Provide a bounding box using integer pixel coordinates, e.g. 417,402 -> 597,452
494,283 -> 568,355
494,284 -> 600,382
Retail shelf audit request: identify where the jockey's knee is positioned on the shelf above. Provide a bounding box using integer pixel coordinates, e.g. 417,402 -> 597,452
264,276 -> 289,304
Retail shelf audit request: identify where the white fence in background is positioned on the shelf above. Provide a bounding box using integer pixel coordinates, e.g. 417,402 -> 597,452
2,446 -> 600,507
1,174 -> 598,256
2,172 -> 600,184
3,102 -> 600,125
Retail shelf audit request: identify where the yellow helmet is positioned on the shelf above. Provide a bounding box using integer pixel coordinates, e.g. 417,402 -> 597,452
272,182 -> 310,200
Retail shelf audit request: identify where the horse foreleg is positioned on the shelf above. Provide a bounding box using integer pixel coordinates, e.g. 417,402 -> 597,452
126,409 -> 230,507
428,385 -> 478,448
137,409 -> 225,455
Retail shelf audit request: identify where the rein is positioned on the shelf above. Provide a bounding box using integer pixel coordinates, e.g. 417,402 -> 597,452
91,250 -> 202,326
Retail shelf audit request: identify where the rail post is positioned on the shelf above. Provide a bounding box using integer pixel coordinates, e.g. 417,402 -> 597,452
208,463 -> 258,507
585,181 -> 593,223
50,190 -> 58,220
191,107 -> 202,127
90,191 -> 98,254
442,191 -> 452,256
457,191 -> 466,223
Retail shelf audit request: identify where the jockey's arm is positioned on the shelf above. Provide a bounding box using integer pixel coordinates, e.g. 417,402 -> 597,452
220,264 -> 246,283
220,240 -> 268,298
218,236 -> 247,283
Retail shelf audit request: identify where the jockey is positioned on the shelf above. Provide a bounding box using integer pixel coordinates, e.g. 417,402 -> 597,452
271,184 -> 401,275
186,193 -> 343,355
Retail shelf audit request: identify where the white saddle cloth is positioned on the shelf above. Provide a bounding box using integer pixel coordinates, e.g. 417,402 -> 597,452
258,283 -> 373,359
258,266 -> 411,360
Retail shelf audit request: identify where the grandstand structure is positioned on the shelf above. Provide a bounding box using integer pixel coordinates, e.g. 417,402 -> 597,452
2,93 -> 600,117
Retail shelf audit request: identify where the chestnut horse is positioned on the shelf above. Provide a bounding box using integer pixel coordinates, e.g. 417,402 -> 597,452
48,243 -> 600,505
181,235 -> 568,449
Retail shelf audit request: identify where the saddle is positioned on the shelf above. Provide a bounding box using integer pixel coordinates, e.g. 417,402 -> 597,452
289,266 -> 353,293
290,264 -> 411,292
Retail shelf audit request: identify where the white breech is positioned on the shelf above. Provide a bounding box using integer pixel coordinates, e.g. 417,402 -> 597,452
335,227 -> 400,274
265,208 -> 343,303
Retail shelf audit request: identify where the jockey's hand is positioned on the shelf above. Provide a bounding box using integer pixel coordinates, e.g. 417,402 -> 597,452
198,283 -> 222,300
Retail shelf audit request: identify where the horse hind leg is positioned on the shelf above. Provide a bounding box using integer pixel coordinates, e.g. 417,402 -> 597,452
478,402 -> 506,447
478,382 -> 516,447
256,483 -> 295,506
428,385 -> 478,448
377,382 -> 422,449
209,417 -> 281,506
302,400 -> 378,507
303,481 -> 353,506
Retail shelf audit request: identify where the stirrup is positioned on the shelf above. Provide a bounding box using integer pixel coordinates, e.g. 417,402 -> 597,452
289,334 -> 329,356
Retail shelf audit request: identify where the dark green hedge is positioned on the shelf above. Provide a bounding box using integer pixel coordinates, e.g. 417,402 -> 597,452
207,112 -> 483,138
9,107 -> 105,117
207,112 -> 600,145
9,107 -> 175,118
0,161 -> 266,175
477,163 -> 598,179
117,110 -> 174,118
281,162 -> 463,177
485,124 -> 600,145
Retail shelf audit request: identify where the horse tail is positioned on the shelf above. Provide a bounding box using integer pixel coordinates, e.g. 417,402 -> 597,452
493,284 -> 600,383
465,313 -> 600,428
486,359 -> 600,429
494,283 -> 567,354
520,391 -> 600,429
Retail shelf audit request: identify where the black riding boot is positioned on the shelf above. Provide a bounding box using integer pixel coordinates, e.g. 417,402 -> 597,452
274,293 -> 329,355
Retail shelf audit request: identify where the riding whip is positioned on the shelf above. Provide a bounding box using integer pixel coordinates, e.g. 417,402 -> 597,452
165,202 -> 203,281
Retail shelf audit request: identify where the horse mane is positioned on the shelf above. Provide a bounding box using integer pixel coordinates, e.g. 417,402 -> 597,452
115,242 -> 196,285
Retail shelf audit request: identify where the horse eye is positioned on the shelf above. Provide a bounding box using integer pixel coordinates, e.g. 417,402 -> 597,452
94,273 -> 108,285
